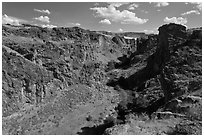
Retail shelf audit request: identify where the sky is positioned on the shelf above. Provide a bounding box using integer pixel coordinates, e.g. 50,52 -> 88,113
2,2 -> 202,34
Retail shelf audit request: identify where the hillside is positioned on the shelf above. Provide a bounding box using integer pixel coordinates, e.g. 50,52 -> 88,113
2,23 -> 202,135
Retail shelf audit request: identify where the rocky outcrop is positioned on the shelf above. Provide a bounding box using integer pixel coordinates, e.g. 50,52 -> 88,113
105,24 -> 202,134
125,24 -> 187,89
112,35 -> 137,55
2,24 -> 121,135
136,35 -> 157,54
113,34 -> 157,69
2,45 -> 55,117
108,23 -> 201,101
106,24 -> 201,135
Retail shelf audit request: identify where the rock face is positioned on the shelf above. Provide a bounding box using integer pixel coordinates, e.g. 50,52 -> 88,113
2,23 -> 202,135
2,45 -> 54,117
105,23 -> 201,134
125,24 -> 185,89
112,35 -> 137,55
109,23 -> 201,101
2,24 -> 123,135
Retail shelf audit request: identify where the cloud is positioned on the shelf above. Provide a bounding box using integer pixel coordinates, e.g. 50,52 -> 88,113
144,28 -> 159,34
34,9 -> 51,14
144,29 -> 154,34
34,16 -> 50,23
75,23 -> 81,26
94,3 -> 99,6
128,3 -> 139,10
118,28 -> 123,32
141,9 -> 148,13
186,2 -> 202,11
90,5 -> 148,24
41,24 -> 57,28
164,17 -> 187,25
154,2 -> 169,7
190,2 -> 202,11
107,2 -> 130,8
99,19 -> 111,24
196,4 -> 202,11
196,3 -> 202,11
2,14 -> 27,25
70,23 -> 81,26
181,10 -> 200,16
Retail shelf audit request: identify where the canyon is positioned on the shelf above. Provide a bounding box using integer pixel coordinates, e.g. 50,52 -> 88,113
2,23 -> 202,135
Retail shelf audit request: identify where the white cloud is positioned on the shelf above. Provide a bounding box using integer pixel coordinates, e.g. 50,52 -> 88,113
190,2 -> 202,11
128,3 -> 139,10
107,2 -> 130,8
34,16 -> 50,23
141,9 -> 148,14
41,24 -> 57,28
197,4 -> 202,11
94,3 -> 99,6
34,9 -> 51,14
118,28 -> 123,32
90,5 -> 148,25
99,19 -> 111,25
70,23 -> 81,26
75,23 -> 81,26
2,14 -> 27,25
186,2 -> 202,11
144,29 -> 154,34
164,17 -> 187,25
144,28 -> 159,34
196,3 -> 202,11
154,2 -> 169,7
181,10 -> 200,16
